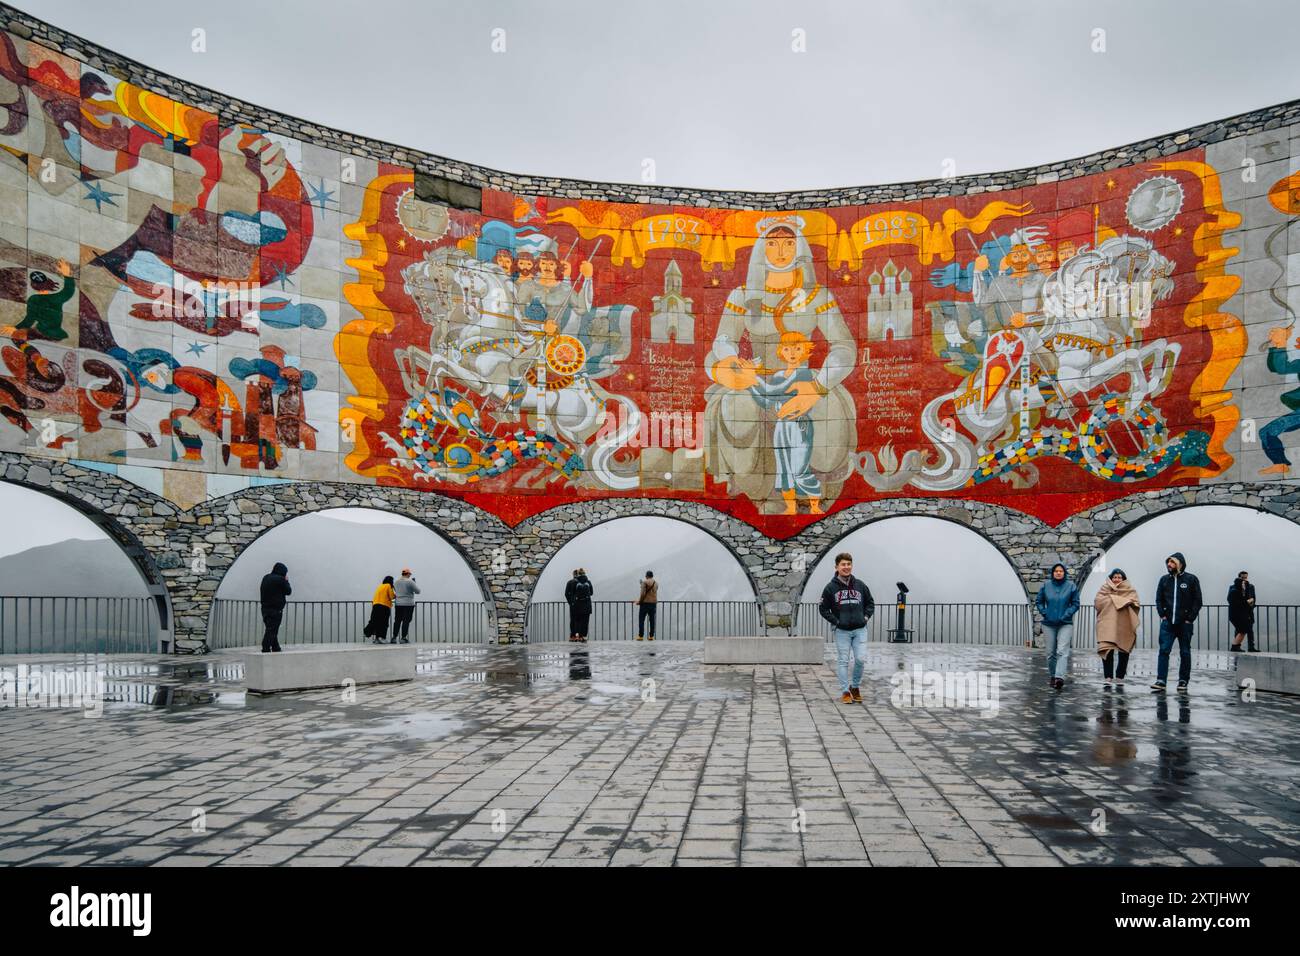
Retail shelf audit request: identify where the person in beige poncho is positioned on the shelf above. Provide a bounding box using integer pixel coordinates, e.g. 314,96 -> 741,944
1095,568 -> 1140,684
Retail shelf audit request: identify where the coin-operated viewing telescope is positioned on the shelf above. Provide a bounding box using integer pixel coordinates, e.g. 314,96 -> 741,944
889,581 -> 913,643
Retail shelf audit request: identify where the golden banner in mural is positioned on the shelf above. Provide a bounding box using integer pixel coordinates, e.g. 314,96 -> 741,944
547,200 -> 1032,270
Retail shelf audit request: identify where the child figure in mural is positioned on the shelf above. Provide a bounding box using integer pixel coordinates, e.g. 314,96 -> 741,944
749,329 -> 824,514
704,216 -> 857,514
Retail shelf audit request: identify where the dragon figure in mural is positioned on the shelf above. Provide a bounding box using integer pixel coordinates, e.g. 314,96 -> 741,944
382,242 -> 643,488
858,234 -> 1211,490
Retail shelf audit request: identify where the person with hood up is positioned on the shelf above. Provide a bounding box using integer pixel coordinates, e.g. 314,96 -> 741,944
1035,562 -> 1080,690
1228,571 -> 1257,653
364,575 -> 396,645
259,562 -> 292,653
1153,551 -> 1202,693
1095,568 -> 1140,685
818,552 -> 874,704
564,569 -> 581,641
569,568 -> 593,643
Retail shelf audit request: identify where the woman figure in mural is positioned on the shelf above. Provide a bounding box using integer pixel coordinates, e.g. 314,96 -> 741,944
704,216 -> 856,513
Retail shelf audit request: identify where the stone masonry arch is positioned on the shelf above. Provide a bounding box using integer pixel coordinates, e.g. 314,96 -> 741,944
186,483 -> 506,643
1072,484 -> 1300,587
512,499 -> 769,640
1,452 -> 176,649
200,497 -> 501,642
773,499 -> 1052,631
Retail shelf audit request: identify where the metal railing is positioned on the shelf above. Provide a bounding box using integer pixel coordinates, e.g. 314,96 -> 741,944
793,602 -> 1298,652
0,596 -> 159,654
526,600 -> 763,642
795,603 -> 1034,645
1072,604 -> 1299,654
207,599 -> 492,649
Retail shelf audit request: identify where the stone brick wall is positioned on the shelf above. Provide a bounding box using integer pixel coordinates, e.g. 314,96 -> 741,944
8,451 -> 1299,644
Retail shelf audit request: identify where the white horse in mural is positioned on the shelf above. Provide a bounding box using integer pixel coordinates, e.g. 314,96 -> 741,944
861,235 -> 1182,491
392,246 -> 642,488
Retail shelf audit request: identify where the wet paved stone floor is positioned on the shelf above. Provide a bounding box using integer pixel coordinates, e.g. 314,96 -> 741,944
1,642 -> 1298,867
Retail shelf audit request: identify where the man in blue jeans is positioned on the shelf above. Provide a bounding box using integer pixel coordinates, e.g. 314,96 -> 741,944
818,552 -> 874,704
1153,551 -> 1202,693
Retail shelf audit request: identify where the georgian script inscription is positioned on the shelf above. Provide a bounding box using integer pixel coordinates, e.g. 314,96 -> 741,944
861,353 -> 918,438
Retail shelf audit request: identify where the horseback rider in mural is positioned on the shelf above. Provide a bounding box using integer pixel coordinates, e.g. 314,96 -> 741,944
704,216 -> 857,514
389,219 -> 642,489
859,206 -> 1208,493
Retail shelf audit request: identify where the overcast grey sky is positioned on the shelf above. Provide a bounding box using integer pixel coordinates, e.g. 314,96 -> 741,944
13,0 -> 1300,190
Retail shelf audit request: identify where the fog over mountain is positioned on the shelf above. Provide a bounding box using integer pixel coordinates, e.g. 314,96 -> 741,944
215,511 -> 483,602
532,517 -> 754,603
0,538 -> 149,597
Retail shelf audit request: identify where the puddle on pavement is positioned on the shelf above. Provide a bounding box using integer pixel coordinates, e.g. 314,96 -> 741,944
304,713 -> 467,742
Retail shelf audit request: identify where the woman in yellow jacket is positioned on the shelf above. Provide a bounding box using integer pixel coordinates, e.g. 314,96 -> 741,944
364,575 -> 396,644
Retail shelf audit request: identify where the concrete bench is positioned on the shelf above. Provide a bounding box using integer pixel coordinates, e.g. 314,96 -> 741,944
703,635 -> 825,665
242,643 -> 416,694
1236,652 -> 1300,696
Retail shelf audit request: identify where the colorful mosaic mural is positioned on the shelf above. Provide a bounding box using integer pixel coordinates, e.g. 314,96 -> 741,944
0,27 -> 1296,536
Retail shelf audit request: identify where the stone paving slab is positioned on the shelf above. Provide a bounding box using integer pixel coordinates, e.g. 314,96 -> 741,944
0,642 -> 1298,867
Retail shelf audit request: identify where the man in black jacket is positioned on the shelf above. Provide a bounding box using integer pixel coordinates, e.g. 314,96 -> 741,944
1152,551 -> 1201,693
259,562 -> 292,653
572,569 -> 593,643
818,552 -> 874,704
565,569 -> 581,642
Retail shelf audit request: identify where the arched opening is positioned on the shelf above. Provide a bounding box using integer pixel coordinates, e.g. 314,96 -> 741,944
796,515 -> 1029,643
526,515 -> 758,642
0,480 -> 169,653
209,506 -> 493,647
1079,504 -> 1300,652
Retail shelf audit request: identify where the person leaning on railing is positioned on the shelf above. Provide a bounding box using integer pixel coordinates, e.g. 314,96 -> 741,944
364,576 -> 395,645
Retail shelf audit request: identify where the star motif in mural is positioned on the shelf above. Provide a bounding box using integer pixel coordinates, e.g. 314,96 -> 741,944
307,178 -> 336,212
397,238 -> 407,250
1106,179 -> 1117,190
1173,226 -> 1184,236
185,341 -> 210,357
81,180 -> 121,212
271,262 -> 294,290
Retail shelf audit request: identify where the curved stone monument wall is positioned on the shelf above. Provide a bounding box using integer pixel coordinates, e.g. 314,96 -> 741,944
0,6 -> 1298,640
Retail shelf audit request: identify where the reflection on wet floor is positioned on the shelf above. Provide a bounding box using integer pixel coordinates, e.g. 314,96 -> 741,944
3,641 -> 1299,866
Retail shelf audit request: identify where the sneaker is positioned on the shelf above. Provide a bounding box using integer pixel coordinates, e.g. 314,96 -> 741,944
1151,680 -> 1166,692
1230,645 -> 1242,652
840,692 -> 853,704
647,636 -> 654,641
1114,677 -> 1124,684
636,636 -> 644,641
850,687 -> 862,702
399,638 -> 409,644
1053,678 -> 1064,690
1177,681 -> 1188,694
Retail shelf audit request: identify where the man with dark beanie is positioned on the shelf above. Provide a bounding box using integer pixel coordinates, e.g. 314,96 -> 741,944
1153,551 -> 1202,693
259,562 -> 291,653
818,553 -> 874,704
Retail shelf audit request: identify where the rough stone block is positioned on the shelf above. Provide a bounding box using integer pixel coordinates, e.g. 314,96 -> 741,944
703,635 -> 823,665
1237,653 -> 1300,696
243,643 -> 416,694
